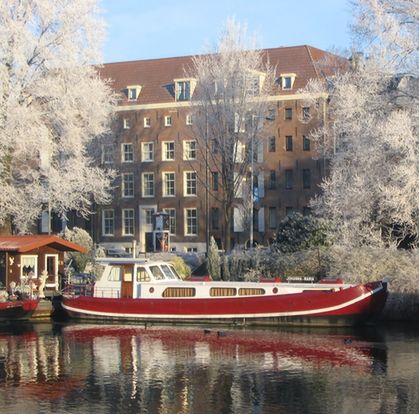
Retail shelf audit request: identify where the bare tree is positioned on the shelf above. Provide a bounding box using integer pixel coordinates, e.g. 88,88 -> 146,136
0,0 -> 116,233
304,0 -> 419,248
186,19 -> 276,252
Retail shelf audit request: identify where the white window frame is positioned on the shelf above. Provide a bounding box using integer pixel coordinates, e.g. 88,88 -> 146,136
183,140 -> 197,160
127,85 -> 142,101
164,115 -> 172,127
121,172 -> 134,198
184,208 -> 198,236
122,209 -> 135,236
102,209 -> 114,236
163,172 -> 176,197
184,171 -> 197,196
121,143 -> 134,163
144,117 -> 151,128
102,144 -> 113,164
141,142 -> 154,162
123,118 -> 130,129
162,141 -> 175,161
20,255 -> 38,278
186,114 -> 193,125
142,172 -> 155,198
280,73 -> 296,90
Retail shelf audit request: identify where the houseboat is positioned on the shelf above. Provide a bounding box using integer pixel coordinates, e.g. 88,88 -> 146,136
58,257 -> 388,326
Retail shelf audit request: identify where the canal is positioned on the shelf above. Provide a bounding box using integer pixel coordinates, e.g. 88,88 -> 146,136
0,322 -> 417,414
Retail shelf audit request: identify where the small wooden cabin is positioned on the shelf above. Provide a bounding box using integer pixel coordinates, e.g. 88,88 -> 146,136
0,235 -> 87,292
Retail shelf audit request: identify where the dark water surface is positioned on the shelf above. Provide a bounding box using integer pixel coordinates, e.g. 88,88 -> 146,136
0,321 -> 417,414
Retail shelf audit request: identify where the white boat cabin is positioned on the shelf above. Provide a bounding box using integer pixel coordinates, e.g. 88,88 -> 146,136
94,258 -> 185,299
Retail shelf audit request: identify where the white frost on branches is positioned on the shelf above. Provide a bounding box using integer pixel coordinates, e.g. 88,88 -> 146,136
305,0 -> 419,248
0,0 -> 116,233
187,18 -> 276,252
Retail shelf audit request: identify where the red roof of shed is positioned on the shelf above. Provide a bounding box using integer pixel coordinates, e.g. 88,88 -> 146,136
0,235 -> 88,253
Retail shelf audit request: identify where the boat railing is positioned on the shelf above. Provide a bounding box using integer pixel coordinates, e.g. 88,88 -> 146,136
93,288 -> 120,299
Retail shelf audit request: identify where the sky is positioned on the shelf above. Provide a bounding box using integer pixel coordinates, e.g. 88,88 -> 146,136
100,0 -> 353,63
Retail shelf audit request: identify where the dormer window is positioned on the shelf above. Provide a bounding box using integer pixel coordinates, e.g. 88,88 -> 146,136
174,78 -> 196,101
280,73 -> 296,90
127,84 -> 142,101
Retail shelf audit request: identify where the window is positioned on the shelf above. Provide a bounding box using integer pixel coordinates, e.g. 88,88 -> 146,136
142,172 -> 154,197
183,140 -> 197,160
144,117 -> 151,128
303,169 -> 311,189
211,139 -> 218,154
285,108 -> 293,120
186,114 -> 193,125
176,80 -> 191,101
164,115 -> 172,127
280,73 -> 296,90
123,118 -> 130,129
103,209 -> 114,236
212,172 -> 219,191
141,142 -> 154,162
303,136 -> 311,151
163,172 -> 175,197
184,171 -> 197,196
185,208 -> 198,235
163,208 -> 176,234
269,170 -> 276,189
122,173 -> 134,198
145,208 -> 154,225
269,136 -> 276,152
127,85 -> 141,101
302,107 -> 310,120
285,136 -> 293,151
269,207 -> 277,229
122,209 -> 134,236
122,143 -> 134,163
285,169 -> 293,189
211,208 -> 219,230
162,141 -> 175,161
102,144 -> 113,164
21,255 -> 38,277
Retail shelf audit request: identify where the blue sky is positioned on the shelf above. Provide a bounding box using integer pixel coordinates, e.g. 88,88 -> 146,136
100,0 -> 353,63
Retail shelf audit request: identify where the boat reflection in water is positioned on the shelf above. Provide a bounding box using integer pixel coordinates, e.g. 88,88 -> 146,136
0,322 -> 396,414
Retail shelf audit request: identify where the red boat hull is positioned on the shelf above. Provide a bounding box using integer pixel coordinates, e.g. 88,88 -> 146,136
60,281 -> 387,327
0,299 -> 39,322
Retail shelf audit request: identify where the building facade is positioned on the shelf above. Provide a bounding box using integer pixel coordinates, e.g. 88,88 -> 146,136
93,45 -> 334,254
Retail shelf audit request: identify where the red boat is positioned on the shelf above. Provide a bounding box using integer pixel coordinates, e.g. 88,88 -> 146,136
58,258 -> 388,327
0,298 -> 39,322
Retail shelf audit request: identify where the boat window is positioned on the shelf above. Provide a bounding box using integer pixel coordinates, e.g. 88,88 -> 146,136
161,264 -> 176,279
162,287 -> 196,297
238,288 -> 265,296
108,267 -> 122,281
150,265 -> 164,280
210,287 -> 237,297
167,265 -> 181,280
136,267 -> 150,282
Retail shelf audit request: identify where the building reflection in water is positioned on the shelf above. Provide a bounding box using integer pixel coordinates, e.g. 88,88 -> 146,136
0,322 -> 417,414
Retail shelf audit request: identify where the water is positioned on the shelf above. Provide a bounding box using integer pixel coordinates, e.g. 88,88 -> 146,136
0,322 -> 418,414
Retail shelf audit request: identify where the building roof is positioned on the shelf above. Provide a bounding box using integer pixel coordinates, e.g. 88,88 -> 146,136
0,235 -> 88,253
99,45 -> 344,107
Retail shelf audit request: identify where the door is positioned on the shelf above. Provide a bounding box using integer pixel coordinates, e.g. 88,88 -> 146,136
45,254 -> 59,290
121,265 -> 133,298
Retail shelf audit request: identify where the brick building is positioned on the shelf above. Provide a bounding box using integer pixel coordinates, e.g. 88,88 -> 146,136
92,45 -> 337,254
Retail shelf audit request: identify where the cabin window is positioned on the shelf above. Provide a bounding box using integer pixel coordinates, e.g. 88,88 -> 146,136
150,265 -> 164,280
136,267 -> 150,282
210,287 -> 237,297
21,255 -> 38,278
161,264 -> 176,279
162,287 -> 196,297
108,267 -> 122,281
238,288 -> 266,296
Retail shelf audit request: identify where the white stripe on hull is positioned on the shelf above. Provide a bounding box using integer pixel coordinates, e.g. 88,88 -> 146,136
62,283 -> 384,320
